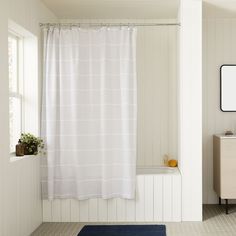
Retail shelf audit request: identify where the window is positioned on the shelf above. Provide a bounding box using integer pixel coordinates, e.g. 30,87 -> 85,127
8,20 -> 38,158
8,33 -> 23,153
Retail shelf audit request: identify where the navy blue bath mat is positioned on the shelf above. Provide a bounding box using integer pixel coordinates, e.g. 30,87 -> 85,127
78,225 -> 166,236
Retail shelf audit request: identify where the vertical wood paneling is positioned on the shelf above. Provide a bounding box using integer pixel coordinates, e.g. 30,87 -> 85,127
70,199 -> 80,222
3,158 -> 44,235
43,171 -> 181,222
135,175 -> 145,221
20,160 -> 31,235
61,199 -> 71,222
160,27 -> 169,167
116,198 -> 126,222
107,199 -> 117,222
203,19 -> 236,204
168,26 -> 178,159
43,200 -> 52,222
52,200 -> 61,222
79,200 -> 89,222
151,26 -> 162,167
136,25 -> 178,167
163,175 -> 172,221
5,164 -> 18,236
33,159 -> 42,228
154,175 -> 163,221
144,176 -> 154,221
172,175 -> 182,222
125,199 -> 136,221
88,199 -> 98,222
98,199 -> 108,222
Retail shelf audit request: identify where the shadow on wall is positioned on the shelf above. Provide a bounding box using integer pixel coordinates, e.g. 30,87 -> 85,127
203,2 -> 236,18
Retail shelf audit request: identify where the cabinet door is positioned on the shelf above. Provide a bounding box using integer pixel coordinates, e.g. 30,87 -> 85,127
221,139 -> 236,198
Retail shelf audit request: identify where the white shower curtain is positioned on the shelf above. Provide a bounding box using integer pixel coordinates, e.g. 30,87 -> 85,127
41,26 -> 137,200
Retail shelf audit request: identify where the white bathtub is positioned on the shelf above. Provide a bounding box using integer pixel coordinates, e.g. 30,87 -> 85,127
43,166 -> 182,223
137,166 -> 179,175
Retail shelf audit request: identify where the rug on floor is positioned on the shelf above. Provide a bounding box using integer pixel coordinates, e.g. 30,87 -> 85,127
78,225 -> 166,236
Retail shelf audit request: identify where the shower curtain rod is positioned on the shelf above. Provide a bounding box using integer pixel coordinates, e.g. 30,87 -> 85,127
39,22 -> 181,27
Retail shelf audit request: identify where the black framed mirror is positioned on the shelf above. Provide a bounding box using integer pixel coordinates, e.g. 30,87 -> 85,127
220,64 -> 236,112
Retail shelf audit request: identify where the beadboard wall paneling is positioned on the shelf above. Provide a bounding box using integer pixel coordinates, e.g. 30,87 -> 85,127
0,1 -> 56,235
43,172 -> 182,222
136,25 -> 178,167
203,19 -> 236,204
4,157 -> 42,236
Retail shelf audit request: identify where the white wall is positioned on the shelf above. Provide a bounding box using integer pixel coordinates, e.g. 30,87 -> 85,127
0,1 -> 56,235
179,0 -> 202,221
203,18 -> 236,204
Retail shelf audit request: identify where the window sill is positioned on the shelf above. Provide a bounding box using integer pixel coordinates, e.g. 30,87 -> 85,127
10,154 -> 39,162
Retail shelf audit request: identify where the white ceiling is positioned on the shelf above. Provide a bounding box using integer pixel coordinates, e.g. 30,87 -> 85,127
41,0 -> 179,19
204,0 -> 236,18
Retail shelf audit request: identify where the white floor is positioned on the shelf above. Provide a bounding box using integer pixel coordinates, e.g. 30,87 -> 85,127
31,205 -> 236,236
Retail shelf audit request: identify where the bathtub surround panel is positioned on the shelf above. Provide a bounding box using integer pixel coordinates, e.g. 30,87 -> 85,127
136,24 -> 178,167
42,168 -> 181,222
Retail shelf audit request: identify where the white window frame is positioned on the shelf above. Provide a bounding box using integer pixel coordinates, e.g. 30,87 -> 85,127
8,20 -> 39,160
8,31 -> 24,154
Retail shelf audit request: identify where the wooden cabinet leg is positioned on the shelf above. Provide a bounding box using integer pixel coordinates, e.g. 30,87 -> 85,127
219,197 -> 221,205
226,199 -> 229,214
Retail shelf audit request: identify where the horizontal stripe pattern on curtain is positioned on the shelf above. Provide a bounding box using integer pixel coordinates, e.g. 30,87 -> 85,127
41,26 -> 137,200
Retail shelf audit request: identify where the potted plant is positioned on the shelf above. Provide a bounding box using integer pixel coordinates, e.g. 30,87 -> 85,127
19,133 -> 44,155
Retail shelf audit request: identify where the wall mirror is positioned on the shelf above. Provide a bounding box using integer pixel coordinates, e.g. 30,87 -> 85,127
220,65 -> 236,112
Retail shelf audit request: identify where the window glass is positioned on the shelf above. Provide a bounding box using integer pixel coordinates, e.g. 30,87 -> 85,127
8,34 -> 22,153
8,36 -> 18,93
9,97 -> 21,152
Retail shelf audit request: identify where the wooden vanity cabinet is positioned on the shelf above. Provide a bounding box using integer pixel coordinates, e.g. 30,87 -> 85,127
213,135 -> 236,214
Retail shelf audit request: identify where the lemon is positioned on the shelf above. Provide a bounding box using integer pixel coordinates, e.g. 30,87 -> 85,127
168,159 -> 178,167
